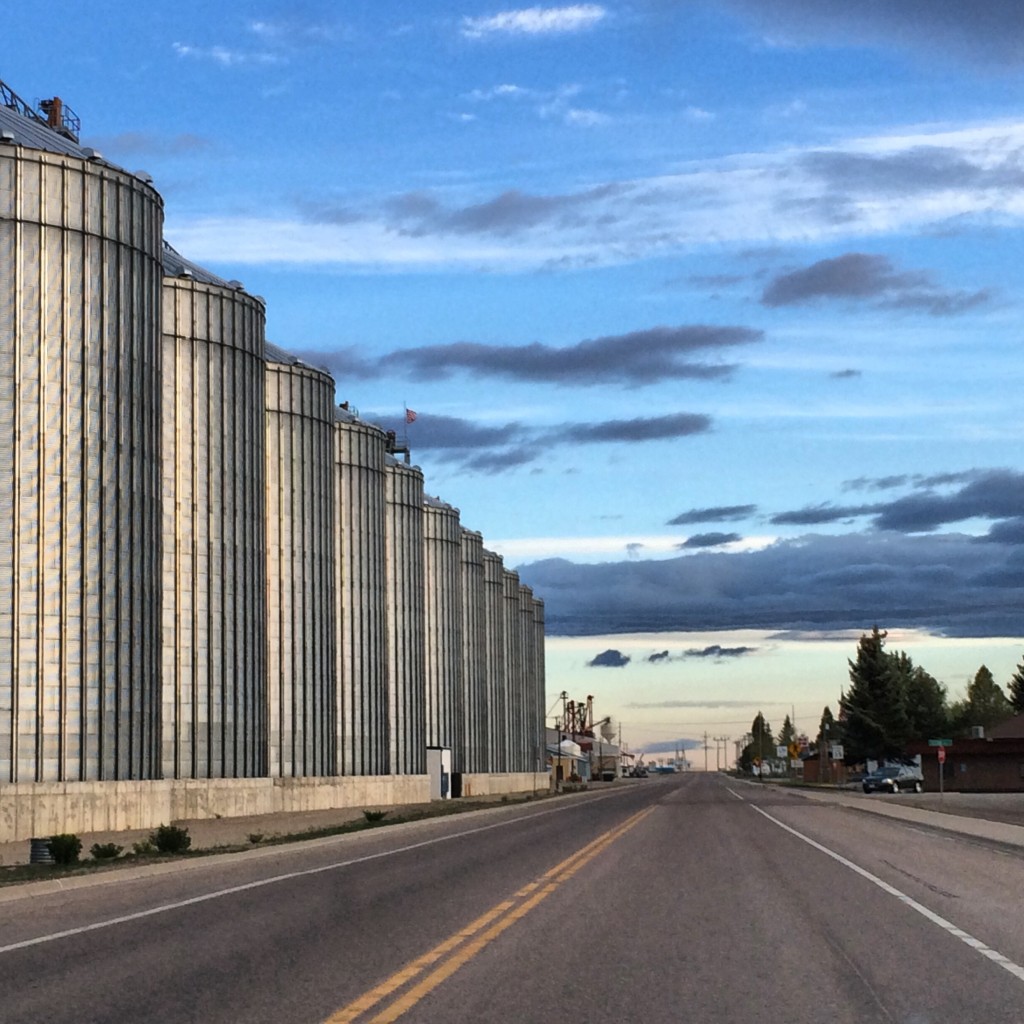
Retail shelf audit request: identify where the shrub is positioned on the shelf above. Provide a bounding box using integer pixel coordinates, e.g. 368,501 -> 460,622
248,833 -> 264,845
150,824 -> 192,854
47,833 -> 82,865
363,809 -> 387,823
132,839 -> 155,856
90,842 -> 123,860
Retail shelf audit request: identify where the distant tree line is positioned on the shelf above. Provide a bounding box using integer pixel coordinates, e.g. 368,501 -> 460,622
737,627 -> 1024,768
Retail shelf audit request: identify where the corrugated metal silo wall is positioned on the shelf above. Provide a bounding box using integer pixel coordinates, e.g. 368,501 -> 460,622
532,597 -> 547,777
518,584 -> 537,773
482,550 -> 507,773
385,459 -> 425,776
0,147 -> 163,782
161,278 -> 267,779
501,568 -> 522,771
265,360 -> 336,777
459,529 -> 486,774
333,417 -> 388,774
423,501 -> 464,766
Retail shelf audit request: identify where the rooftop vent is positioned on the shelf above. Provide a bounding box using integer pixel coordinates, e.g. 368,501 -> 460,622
81,147 -> 103,162
38,96 -> 81,143
0,130 -> 15,144
179,268 -> 194,279
227,280 -> 244,290
134,170 -> 154,184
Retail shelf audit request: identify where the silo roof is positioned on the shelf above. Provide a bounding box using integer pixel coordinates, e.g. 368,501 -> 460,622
0,103 -> 93,159
162,240 -> 234,286
264,340 -> 334,377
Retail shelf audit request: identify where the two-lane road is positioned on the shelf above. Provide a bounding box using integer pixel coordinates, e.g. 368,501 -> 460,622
3,775 -> 1023,1023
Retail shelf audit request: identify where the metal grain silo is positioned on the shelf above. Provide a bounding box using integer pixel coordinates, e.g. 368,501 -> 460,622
423,497 -> 463,767
0,98 -> 163,782
265,343 -> 336,777
482,550 -> 507,774
334,408 -> 388,775
460,529 -> 486,775
385,457 -> 424,776
501,568 -> 522,771
161,243 -> 267,779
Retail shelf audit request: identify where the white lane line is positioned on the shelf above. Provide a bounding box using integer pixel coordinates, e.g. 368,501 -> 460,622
727,788 -> 1024,985
0,788 -> 639,956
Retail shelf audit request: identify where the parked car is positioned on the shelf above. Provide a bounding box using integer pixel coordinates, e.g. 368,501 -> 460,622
862,764 -> 923,794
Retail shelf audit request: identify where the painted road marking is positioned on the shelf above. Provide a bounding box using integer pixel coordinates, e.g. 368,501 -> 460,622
0,789 -> 640,956
325,806 -> 655,1024
728,787 -> 1024,986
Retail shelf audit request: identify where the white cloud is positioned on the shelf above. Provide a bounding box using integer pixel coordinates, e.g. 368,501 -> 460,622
486,533 -> 773,563
461,5 -> 607,39
684,106 -> 715,121
564,108 -> 609,126
166,117 -> 1024,272
172,42 -> 279,67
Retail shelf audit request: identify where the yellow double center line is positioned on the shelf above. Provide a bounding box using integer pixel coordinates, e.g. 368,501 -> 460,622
325,805 -> 655,1024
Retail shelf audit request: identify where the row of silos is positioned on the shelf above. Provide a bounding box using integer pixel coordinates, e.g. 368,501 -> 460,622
0,93 -> 546,785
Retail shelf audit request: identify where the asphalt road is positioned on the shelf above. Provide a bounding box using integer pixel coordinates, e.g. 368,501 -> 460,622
2,775 -> 1023,1023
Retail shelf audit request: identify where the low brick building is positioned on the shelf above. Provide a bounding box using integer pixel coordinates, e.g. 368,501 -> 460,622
908,715 -> 1024,792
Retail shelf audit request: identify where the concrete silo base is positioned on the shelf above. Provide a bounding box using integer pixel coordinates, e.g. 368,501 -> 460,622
0,776 -> 432,845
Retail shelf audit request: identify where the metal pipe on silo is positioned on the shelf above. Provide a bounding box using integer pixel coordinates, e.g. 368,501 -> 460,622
501,568 -> 522,772
459,529 -> 486,775
0,106 -> 164,782
161,244 -> 267,779
482,550 -> 507,774
334,409 -> 389,775
264,344 -> 336,777
385,457 -> 425,776
423,497 -> 463,768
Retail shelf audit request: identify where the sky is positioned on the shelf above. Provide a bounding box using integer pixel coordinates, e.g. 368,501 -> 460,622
7,0 -> 1024,754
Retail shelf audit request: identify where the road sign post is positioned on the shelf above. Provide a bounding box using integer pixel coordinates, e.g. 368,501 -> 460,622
930,739 -> 951,797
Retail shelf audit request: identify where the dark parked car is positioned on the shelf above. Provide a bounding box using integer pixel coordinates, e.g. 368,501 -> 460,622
862,765 -> 923,794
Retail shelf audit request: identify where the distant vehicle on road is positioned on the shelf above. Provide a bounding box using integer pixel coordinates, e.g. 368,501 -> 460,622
862,764 -> 923,794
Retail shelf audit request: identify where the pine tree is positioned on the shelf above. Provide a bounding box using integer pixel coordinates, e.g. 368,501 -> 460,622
840,627 -> 911,760
904,665 -> 950,741
1008,658 -> 1024,714
951,664 -> 1011,734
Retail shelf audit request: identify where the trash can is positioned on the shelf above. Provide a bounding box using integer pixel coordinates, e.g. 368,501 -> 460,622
29,838 -> 54,864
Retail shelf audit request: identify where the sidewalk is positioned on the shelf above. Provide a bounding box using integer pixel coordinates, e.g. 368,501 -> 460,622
789,785 -> 1024,849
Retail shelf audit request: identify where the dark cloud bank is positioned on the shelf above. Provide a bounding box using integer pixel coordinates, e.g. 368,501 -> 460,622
520,531 -> 1024,638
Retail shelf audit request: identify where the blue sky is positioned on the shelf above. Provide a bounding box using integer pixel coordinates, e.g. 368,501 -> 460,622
8,1 -> 1024,752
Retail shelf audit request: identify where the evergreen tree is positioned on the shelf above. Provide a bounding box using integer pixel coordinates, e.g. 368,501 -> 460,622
817,705 -> 838,756
778,714 -> 796,750
840,627 -> 910,760
904,665 -> 950,742
1008,658 -> 1024,714
951,664 -> 1011,734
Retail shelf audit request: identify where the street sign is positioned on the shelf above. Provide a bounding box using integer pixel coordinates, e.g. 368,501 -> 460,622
928,738 -> 953,746
937,747 -> 946,764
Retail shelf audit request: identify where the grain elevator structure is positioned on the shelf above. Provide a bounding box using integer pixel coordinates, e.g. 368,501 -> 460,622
0,80 -> 546,840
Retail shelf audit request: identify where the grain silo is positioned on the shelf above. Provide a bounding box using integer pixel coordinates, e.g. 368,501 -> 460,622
385,457 -> 425,776
161,243 -> 267,779
501,568 -> 522,771
482,550 -> 507,774
460,529 -> 486,775
518,584 -> 537,774
334,407 -> 388,775
0,89 -> 163,782
265,342 -> 336,777
423,497 -> 463,767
